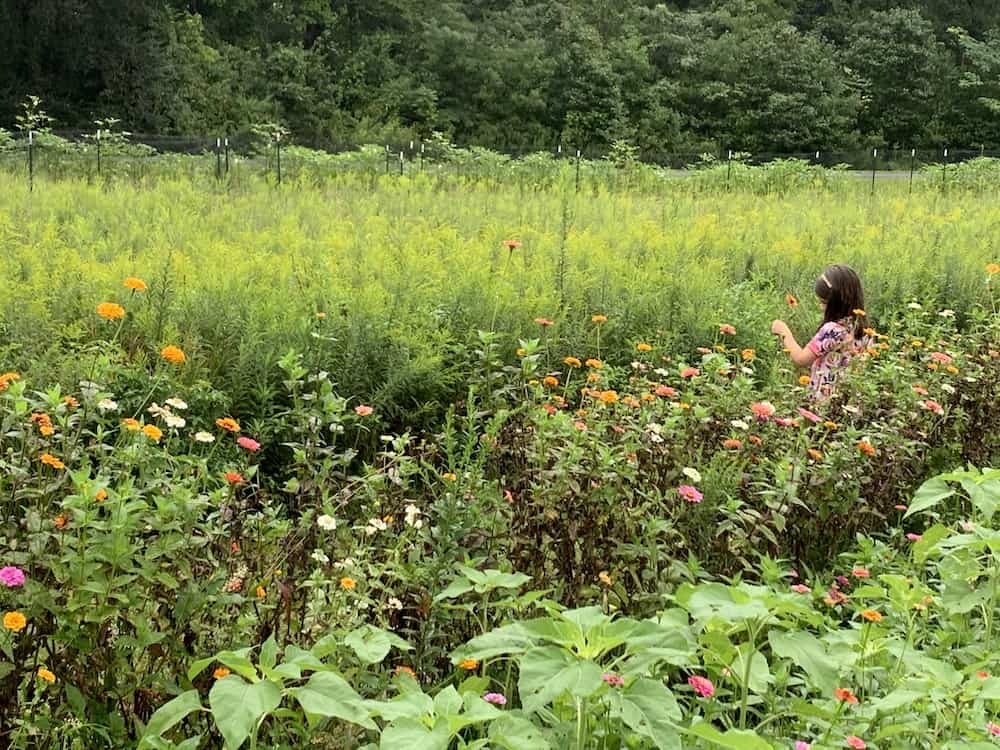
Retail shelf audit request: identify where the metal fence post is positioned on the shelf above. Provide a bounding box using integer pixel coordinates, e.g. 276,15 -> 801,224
276,133 -> 282,185
942,148 -> 948,193
28,130 -> 34,192
215,138 -> 222,181
224,137 -> 230,175
96,129 -> 102,177
871,148 -> 877,195
908,148 -> 916,194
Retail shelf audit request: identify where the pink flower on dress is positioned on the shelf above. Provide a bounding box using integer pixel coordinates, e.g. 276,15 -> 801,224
687,675 -> 714,697
0,566 -> 25,587
678,485 -> 703,504
236,436 -> 261,452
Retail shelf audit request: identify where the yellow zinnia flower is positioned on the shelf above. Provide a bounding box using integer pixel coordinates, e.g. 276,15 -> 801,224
123,277 -> 147,291
96,302 -> 125,321
3,611 -> 27,632
160,345 -> 186,364
37,668 -> 55,683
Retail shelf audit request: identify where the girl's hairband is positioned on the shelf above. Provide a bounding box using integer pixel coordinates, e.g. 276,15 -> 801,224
820,273 -> 832,289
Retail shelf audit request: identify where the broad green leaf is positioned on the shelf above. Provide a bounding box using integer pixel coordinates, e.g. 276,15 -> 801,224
904,477 -> 954,518
433,685 -> 463,718
768,631 -> 838,693
213,651 -> 259,682
686,721 -> 775,750
282,644 -> 326,672
368,689 -> 435,722
139,690 -> 203,744
517,646 -> 603,712
434,578 -> 475,602
488,714 -> 552,750
379,717 -> 450,750
259,635 -> 278,672
291,671 -> 376,730
452,622 -> 537,662
344,625 -> 411,664
912,524 -> 953,564
209,677 -> 282,750
733,645 -> 773,693
608,677 -> 682,750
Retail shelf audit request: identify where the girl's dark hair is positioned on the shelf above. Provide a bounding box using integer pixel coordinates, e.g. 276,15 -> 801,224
814,264 -> 867,339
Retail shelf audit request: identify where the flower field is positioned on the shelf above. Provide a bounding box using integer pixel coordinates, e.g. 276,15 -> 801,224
0,167 -> 999,748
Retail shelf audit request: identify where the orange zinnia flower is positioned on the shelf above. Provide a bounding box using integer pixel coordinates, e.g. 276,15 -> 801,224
122,418 -> 141,431
40,453 -> 65,470
543,376 -> 559,387
96,302 -> 125,320
563,356 -> 582,368
591,314 -> 608,324
340,577 -> 356,590
786,294 -> 799,307
723,438 -> 742,449
585,358 -> 603,369
142,424 -> 163,442
987,263 -> 1000,275
807,448 -> 823,461
741,349 -> 755,361
860,609 -> 883,622
458,659 -> 479,670
160,345 -> 186,364
95,489 -> 107,502
123,277 -> 147,291
62,396 -> 79,408
53,514 -> 68,529
3,611 -> 27,632
636,343 -> 652,352
216,417 -> 241,433
834,687 -> 859,704
213,667 -> 231,680
0,372 -> 20,391
394,666 -> 416,679
857,440 -> 876,457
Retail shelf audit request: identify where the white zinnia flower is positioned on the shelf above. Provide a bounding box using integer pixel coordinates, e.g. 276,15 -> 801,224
387,597 -> 403,611
364,518 -> 388,536
907,302 -> 923,310
148,403 -> 171,418
165,414 -> 186,428
165,398 -> 188,410
97,398 -> 118,412
404,504 -> 422,528
938,309 -> 955,318
193,431 -> 215,443
731,419 -> 749,430
310,549 -> 330,564
683,467 -> 703,483
317,514 -> 337,531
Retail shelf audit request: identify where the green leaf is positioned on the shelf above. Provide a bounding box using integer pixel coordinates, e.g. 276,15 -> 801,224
686,721 -> 775,749
912,524 -> 953,564
434,578 -> 475,602
379,718 -> 450,750
213,651 -> 259,682
259,635 -> 278,673
209,677 -> 282,750
488,714 -> 552,750
768,631 -> 838,694
345,625 -> 410,664
733,646 -> 773,693
139,690 -> 203,745
608,677 -> 682,750
905,477 -> 955,518
517,646 -> 603,712
291,671 -> 376,730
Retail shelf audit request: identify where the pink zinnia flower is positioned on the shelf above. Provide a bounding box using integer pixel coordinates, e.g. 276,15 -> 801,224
988,722 -> 1000,736
894,504 -> 907,511
797,407 -> 822,423
224,472 -> 244,484
791,584 -> 811,594
0,566 -> 25,587
655,385 -> 677,398
845,737 -> 866,749
687,675 -> 714,697
930,352 -> 953,364
681,367 -> 700,378
602,673 -> 624,687
483,692 -> 507,706
751,401 -> 776,421
851,567 -> 870,579
355,405 -> 374,416
911,384 -> 929,396
796,742 -> 811,750
678,485 -> 703,504
921,399 -> 944,415
774,417 -> 799,427
719,324 -> 736,335
236,436 -> 261,452
906,533 -> 922,542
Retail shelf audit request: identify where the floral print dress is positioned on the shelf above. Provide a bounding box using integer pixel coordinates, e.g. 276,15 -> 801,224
806,319 -> 867,401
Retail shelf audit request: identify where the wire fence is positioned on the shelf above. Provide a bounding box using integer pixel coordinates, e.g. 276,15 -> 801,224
1,129 -> 999,192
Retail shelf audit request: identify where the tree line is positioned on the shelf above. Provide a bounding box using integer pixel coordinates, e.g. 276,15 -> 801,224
1,0 -> 999,154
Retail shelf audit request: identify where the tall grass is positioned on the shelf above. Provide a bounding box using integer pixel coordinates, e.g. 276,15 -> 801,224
0,169 -> 996,428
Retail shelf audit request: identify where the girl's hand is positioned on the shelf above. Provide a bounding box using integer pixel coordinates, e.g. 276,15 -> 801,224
771,319 -> 789,337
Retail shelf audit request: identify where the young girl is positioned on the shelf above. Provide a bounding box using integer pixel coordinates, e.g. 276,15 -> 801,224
771,265 -> 869,401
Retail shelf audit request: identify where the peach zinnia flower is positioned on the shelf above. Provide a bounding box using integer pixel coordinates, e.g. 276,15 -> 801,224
851,567 -> 870,578
722,438 -> 742,450
3,611 -> 27,632
237,436 -> 261,452
224,472 -> 244,484
501,240 -> 522,249
160,345 -> 186,364
354,405 -> 373,416
751,402 -> 775,420
123,277 -> 147,291
786,294 -> 799,307
987,263 -> 1000,275
395,666 -> 417,678
585,358 -> 603,369
534,317 -> 554,326
719,324 -> 736,335
216,417 -> 241,433
96,302 -> 125,320
680,367 -> 699,378
807,449 -> 823,461
930,351 -> 953,364
122,418 -> 141,431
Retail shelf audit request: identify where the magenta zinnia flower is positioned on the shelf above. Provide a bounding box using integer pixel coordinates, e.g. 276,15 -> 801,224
687,675 -> 714,697
678,485 -> 703,504
795,742 -> 812,750
236,436 -> 261,452
483,692 -> 507,706
797,407 -> 822,423
0,566 -> 25,587
988,722 -> 1000,736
